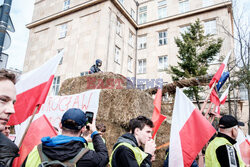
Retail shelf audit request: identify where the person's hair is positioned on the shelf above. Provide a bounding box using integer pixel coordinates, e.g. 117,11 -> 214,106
0,69 -> 16,84
61,119 -> 82,135
96,123 -> 106,133
129,116 -> 154,134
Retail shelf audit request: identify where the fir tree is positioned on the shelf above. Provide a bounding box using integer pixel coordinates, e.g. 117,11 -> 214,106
170,19 -> 223,109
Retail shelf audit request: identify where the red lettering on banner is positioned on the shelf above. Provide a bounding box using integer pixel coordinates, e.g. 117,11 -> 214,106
81,93 -> 93,110
64,96 -> 72,111
59,97 -> 68,111
72,95 -> 80,108
86,77 -> 97,89
51,97 -> 60,111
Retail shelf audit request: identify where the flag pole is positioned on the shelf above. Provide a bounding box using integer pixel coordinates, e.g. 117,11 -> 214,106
200,82 -> 216,113
18,105 -> 40,148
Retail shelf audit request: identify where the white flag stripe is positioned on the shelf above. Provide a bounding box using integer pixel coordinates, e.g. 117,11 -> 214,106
219,84 -> 230,102
16,53 -> 63,94
169,88 -> 195,167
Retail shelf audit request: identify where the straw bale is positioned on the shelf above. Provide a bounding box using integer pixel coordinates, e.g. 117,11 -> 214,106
59,73 -> 172,167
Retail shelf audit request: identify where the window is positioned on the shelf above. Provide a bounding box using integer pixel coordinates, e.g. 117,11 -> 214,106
52,76 -> 60,95
159,30 -> 167,45
158,0 -> 167,19
138,59 -> 146,74
57,49 -> 64,65
158,56 -> 168,70
128,56 -> 133,71
63,0 -> 70,10
138,35 -> 147,49
59,23 -> 67,39
131,8 -> 135,20
180,26 -> 190,34
115,46 -> 121,64
179,0 -> 189,13
239,84 -> 248,100
129,31 -> 134,46
139,6 -> 147,24
116,18 -> 122,36
204,20 -> 216,35
203,0 -> 213,7
80,71 -> 89,76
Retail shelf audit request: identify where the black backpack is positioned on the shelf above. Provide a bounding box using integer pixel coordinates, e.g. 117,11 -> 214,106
37,144 -> 89,167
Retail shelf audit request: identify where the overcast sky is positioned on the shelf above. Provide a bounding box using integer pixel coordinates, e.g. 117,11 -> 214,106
2,0 -> 250,71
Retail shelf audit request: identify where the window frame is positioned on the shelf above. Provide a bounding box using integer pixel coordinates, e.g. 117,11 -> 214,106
137,59 -> 146,74
137,35 -> 147,50
63,0 -> 70,10
115,46 -> 121,64
179,0 -> 189,13
52,76 -> 60,95
139,6 -> 147,24
158,30 -> 168,46
158,55 -> 168,70
158,0 -> 167,19
204,19 -> 217,35
128,55 -> 133,72
59,23 -> 67,39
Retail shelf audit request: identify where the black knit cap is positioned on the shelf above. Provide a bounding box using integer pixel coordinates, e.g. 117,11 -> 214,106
61,108 -> 87,130
219,115 -> 244,129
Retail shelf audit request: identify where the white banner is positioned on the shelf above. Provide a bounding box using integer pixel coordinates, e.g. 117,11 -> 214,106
15,89 -> 101,145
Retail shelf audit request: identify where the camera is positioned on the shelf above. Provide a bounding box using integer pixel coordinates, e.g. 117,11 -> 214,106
86,111 -> 94,125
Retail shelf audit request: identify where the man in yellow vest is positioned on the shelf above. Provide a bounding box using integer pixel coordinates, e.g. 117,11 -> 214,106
110,116 -> 156,167
22,108 -> 109,167
205,115 -> 245,167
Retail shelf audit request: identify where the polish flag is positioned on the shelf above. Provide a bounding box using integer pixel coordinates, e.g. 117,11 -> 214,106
151,89 -> 167,139
219,84 -> 230,105
235,128 -> 250,165
209,51 -> 231,88
8,54 -> 62,125
215,84 -> 230,114
169,88 -> 216,167
13,115 -> 57,167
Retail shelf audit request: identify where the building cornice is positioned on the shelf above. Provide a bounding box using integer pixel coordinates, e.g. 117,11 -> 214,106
26,0 -> 107,29
138,1 -> 232,29
27,0 -> 232,30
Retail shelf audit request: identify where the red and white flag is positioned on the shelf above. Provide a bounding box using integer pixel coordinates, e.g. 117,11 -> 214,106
235,128 -> 250,165
8,54 -> 62,125
209,51 -> 231,88
13,115 -> 57,167
215,84 -> 230,114
169,88 -> 216,167
151,89 -> 167,139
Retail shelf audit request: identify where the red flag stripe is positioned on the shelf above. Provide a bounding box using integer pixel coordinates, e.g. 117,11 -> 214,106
179,108 -> 216,167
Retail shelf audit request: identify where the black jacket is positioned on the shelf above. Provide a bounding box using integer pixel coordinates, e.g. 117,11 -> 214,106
111,133 -> 152,167
215,132 -> 241,167
89,65 -> 101,74
0,132 -> 19,167
22,133 -> 108,167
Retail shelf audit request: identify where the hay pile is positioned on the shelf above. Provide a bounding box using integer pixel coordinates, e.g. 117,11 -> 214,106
59,72 -> 171,166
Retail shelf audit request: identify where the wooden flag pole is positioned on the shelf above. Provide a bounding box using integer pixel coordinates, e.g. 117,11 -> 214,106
18,105 -> 40,148
204,103 -> 213,118
200,82 -> 216,113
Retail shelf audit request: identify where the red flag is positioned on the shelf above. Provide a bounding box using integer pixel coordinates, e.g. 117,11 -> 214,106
210,89 -> 220,106
9,54 -> 62,125
235,129 -> 250,165
152,89 -> 167,139
169,88 -> 216,167
209,51 -> 231,88
13,115 -> 57,167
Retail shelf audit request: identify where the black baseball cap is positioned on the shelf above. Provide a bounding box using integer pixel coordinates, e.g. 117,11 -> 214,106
61,108 -> 87,130
219,115 -> 245,129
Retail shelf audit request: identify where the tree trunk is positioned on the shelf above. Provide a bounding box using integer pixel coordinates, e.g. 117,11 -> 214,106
194,87 -> 201,109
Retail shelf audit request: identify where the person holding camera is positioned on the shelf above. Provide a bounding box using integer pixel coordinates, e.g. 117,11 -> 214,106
22,108 -> 109,167
109,116 -> 156,167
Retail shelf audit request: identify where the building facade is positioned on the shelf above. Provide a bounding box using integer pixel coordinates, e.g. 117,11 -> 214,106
24,0 -> 234,95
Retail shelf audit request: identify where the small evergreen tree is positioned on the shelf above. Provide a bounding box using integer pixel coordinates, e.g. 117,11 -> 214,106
169,19 -> 223,109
